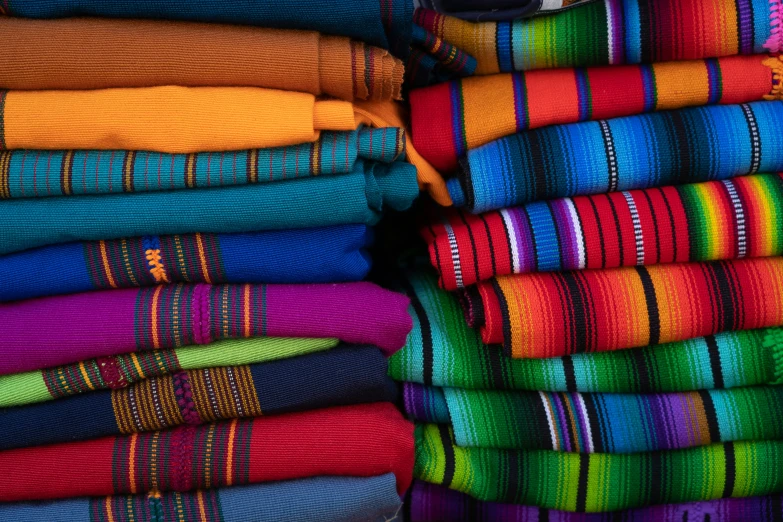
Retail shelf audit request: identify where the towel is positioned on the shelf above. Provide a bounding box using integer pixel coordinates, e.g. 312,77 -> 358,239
0,403 -> 414,502
426,173 -> 783,289
416,423 -> 783,511
0,282 -> 412,375
410,55 -> 783,173
0,345 -> 397,450
0,337 -> 338,408
405,383 -> 783,453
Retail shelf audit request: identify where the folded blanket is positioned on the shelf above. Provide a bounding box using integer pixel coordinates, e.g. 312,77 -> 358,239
389,271 -> 783,392
427,173 -> 783,289
411,56 -> 782,173
410,481 -> 783,522
0,403 -> 414,502
0,160 -> 417,255
0,345 -> 396,450
0,475 -> 403,522
417,0 -> 596,21
1,225 -> 373,302
450,101 -> 783,212
0,18 -> 404,101
0,0 -> 412,59
415,0 -> 780,76
416,423 -> 783,511
405,383 -> 783,453
0,337 -> 338,408
0,282 -> 412,374
464,256 -> 783,358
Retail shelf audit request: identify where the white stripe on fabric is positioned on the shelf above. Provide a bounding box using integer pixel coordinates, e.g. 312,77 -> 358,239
622,191 -> 645,265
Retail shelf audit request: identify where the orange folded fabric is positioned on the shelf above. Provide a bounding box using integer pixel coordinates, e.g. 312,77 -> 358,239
0,17 -> 403,101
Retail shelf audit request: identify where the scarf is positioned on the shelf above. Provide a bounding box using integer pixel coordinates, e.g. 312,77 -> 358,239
414,0 -> 781,76
0,225 -> 373,302
0,345 -> 397,450
411,56 -> 783,173
1,475 -> 402,522
0,0 -> 412,59
0,160 -> 417,256
0,281 -> 412,375
388,271 -> 783,392
0,403 -> 414,502
409,481 -> 783,522
425,173 -> 783,289
404,383 -> 783,453
463,256 -> 783,358
0,337 -> 338,408
416,0 -> 597,21
415,423 -> 783,511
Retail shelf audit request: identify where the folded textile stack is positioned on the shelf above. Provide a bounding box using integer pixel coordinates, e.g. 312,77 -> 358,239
395,0 -> 783,518
0,2 -> 420,520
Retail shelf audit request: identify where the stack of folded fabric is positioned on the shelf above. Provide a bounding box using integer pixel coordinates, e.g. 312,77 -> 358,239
396,0 -> 783,518
0,2 -> 421,520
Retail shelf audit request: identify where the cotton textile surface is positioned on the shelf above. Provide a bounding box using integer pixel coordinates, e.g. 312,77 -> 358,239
464,256 -> 783,358
0,475 -> 403,522
426,173 -> 783,289
0,17 -> 404,101
409,481 -> 783,522
451,100 -> 783,212
415,423 -> 783,511
0,345 -> 397,450
388,270 -> 783,392
0,337 -> 338,408
411,55 -> 782,172
416,0 -> 596,21
0,403 -> 414,502
0,282 -> 412,375
405,383 -> 783,453
415,0 -> 781,76
0,160 -> 417,255
0,0 -> 413,59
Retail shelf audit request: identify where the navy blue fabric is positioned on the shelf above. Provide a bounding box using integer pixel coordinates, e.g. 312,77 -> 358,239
0,345 -> 397,450
419,0 -> 597,20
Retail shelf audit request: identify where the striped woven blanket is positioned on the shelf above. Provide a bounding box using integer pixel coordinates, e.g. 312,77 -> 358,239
410,55 -> 782,172
462,256 -> 783,358
405,383 -> 783,453
388,271 -> 783,392
416,423 -> 783,511
425,173 -> 783,289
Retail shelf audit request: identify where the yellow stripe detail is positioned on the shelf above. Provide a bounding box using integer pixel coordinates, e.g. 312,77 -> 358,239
62,151 -> 73,195
243,284 -> 251,338
128,433 -> 138,494
197,490 -> 208,522
99,241 -> 118,288
151,285 -> 163,349
105,496 -> 115,522
130,352 -> 146,380
226,419 -> 238,486
78,361 -> 95,391
195,233 -> 213,284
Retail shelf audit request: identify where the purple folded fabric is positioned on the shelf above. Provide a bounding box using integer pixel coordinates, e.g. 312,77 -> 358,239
0,282 -> 412,374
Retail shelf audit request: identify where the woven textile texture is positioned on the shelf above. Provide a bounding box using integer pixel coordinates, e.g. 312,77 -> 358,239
0,160 -> 417,256
426,173 -> 783,289
415,423 -> 783,511
0,225 -> 373,302
0,403 -> 414,502
0,345 -> 397,450
0,282 -> 412,375
405,383 -> 783,453
415,0 -> 781,76
0,475 -> 403,522
0,0 -> 413,59
463,256 -> 783,358
0,127 -> 404,199
0,18 -> 404,101
0,337 -> 338,408
411,55 -> 783,172
417,0 -> 596,21
409,481 -> 783,522
450,100 -> 783,212
388,271 -> 783,392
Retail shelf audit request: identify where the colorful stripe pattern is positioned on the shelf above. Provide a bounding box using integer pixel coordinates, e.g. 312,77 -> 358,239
415,0 -> 779,76
90,488 -> 225,522
0,128 -> 405,199
463,256 -> 783,358
450,100 -> 783,212
406,384 -> 783,453
426,173 -> 783,289
388,271 -> 783,392
410,55 -> 782,172
416,423 -> 783,511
